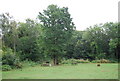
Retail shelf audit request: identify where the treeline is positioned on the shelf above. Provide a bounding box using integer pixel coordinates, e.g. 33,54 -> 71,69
66,23 -> 119,60
0,5 -> 119,69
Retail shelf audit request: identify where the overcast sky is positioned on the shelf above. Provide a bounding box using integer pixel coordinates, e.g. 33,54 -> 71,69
0,0 -> 119,30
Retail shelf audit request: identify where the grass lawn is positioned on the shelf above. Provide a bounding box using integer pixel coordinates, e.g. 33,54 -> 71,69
2,63 -> 118,79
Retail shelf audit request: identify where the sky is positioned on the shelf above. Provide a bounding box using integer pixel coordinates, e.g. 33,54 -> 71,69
0,0 -> 119,30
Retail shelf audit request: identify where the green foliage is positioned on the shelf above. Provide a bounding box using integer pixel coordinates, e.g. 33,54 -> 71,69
28,61 -> 37,67
91,60 -> 101,63
0,13 -> 13,35
17,19 -> 44,61
61,59 -> 90,64
76,59 -> 90,63
2,47 -> 21,69
38,4 -> 75,65
0,8 -> 119,69
91,59 -> 110,63
65,22 -> 118,60
100,59 -> 110,63
2,65 -> 12,71
2,47 -> 15,65
14,63 -> 22,69
22,60 -> 38,67
61,59 -> 72,64
110,60 -> 118,63
61,59 -> 76,64
109,59 -> 118,63
109,38 -> 118,58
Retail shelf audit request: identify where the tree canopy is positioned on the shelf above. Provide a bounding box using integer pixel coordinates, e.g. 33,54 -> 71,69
38,5 -> 75,65
0,5 -> 119,68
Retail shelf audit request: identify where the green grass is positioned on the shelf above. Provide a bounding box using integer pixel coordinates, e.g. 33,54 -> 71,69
2,63 -> 118,79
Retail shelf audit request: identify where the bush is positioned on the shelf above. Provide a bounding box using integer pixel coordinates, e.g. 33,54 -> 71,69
76,59 -> 90,63
100,59 -> 110,63
2,48 -> 15,65
110,59 -> 118,63
22,60 -> 38,67
91,60 -> 101,63
61,59 -> 90,64
29,61 -> 37,67
2,47 -> 21,69
2,65 -> 12,71
14,63 -> 23,69
70,59 -> 78,65
41,63 -> 50,66
61,59 -> 71,64
61,59 -> 76,64
91,59 -> 110,63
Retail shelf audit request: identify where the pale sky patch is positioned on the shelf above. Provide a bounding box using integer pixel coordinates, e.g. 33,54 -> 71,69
0,0 -> 119,30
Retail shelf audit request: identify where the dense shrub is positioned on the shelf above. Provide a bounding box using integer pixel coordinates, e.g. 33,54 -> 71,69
61,59 -> 90,64
70,59 -> 78,65
61,59 -> 76,64
2,65 -> 12,71
14,63 -> 23,69
91,59 -> 110,63
76,59 -> 90,63
61,59 -> 72,64
109,59 -> 118,63
29,61 -> 37,67
41,63 -> 51,66
91,60 -> 101,63
2,47 -> 21,69
22,60 -> 38,67
100,59 -> 110,63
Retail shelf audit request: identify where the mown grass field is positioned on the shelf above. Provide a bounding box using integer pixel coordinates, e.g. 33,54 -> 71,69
2,63 -> 118,79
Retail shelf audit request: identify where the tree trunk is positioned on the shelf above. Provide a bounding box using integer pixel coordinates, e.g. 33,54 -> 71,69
13,38 -> 16,55
53,55 -> 58,65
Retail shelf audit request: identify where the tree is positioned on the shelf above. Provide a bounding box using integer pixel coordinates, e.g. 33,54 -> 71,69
38,5 -> 75,65
0,13 -> 11,47
103,22 -> 119,59
0,13 -> 18,55
17,19 -> 43,61
0,13 -> 12,35
65,30 -> 86,59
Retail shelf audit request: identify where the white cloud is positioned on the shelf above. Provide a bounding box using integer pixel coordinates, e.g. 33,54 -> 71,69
0,0 -> 119,30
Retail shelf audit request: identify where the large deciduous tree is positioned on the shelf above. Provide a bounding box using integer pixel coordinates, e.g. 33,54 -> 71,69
38,5 -> 75,65
0,13 -> 18,55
